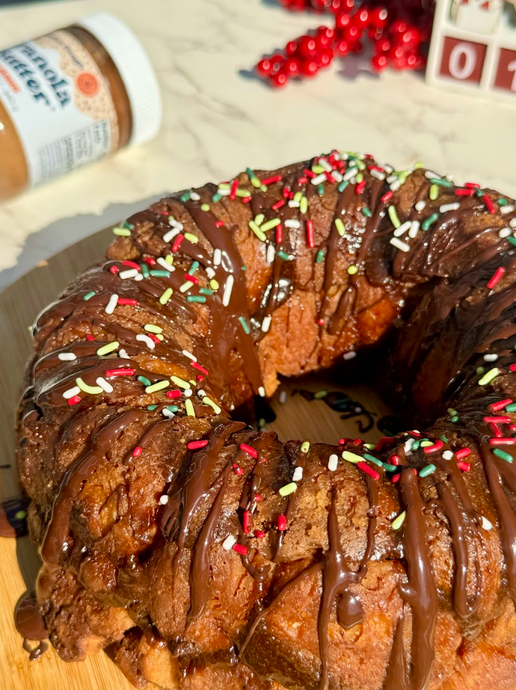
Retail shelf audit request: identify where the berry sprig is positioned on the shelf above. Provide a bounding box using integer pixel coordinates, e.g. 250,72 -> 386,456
256,0 -> 435,87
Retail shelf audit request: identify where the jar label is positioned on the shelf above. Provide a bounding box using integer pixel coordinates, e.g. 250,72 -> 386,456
0,30 -> 119,188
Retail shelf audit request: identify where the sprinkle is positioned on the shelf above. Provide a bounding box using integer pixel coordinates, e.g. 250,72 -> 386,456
285,219 -> 301,229
223,535 -> 237,551
180,281 -> 195,293
300,196 -> 308,214
145,380 -> 169,394
391,511 -> 406,530
499,228 -> 512,239
292,467 -> 303,482
163,228 -> 180,243
415,200 -> 427,212
261,315 -> 272,333
484,416 -> 511,423
347,265 -> 358,275
171,376 -> 190,389
76,377 -> 103,395
67,395 -> 81,406
478,368 -> 500,386
185,399 -> 195,417
361,207 -> 372,218
429,184 -> 439,201
456,448 -> 471,460
381,191 -> 393,204
357,461 -> 380,480
493,448 -> 513,463
117,298 -> 138,306
316,249 -> 325,263
301,440 -> 311,453
483,194 -> 496,214
83,291 -> 96,301
249,221 -> 266,242
58,352 -> 77,361
166,390 -> 181,399
390,237 -> 410,253
455,188 -> 475,197
481,516 -> 493,531
501,204 -> 516,215
187,295 -> 206,303
261,218 -> 281,233
96,377 -> 113,393
457,461 -> 471,472
266,244 -> 275,263
489,438 -> 516,446
388,206 -> 401,229
487,267 -> 505,289
138,376 -> 151,386
113,226 -> 131,236
394,221 -> 412,237
422,213 -> 439,231
342,450 -> 361,464
355,180 -> 366,194
63,386 -> 81,400
306,220 -> 315,248
439,202 -> 461,213
202,396 -> 221,414
105,293 -> 118,314
343,351 -> 356,360
106,367 -> 135,377
485,354 -> 499,362
222,275 -> 234,307
136,334 -> 156,350
364,453 -> 382,467
423,440 -> 444,455
328,454 -> 339,471
279,482 -> 297,497
419,464 -> 436,477
233,543 -> 248,556
96,341 -> 119,356
277,250 -> 291,261
335,218 -> 346,237
409,221 -> 420,238
240,443 -> 258,458
188,440 -> 209,450
119,269 -> 139,280
277,515 -> 287,531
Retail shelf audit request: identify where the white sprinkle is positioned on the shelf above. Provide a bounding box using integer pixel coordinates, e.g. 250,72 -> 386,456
267,244 -> 275,264
213,248 -> 222,266
134,273 -> 144,281
318,158 -> 333,172
481,516 -> 493,531
442,450 -> 453,460
136,334 -> 155,350
370,169 -> 386,181
394,221 -> 412,237
390,237 -> 410,253
510,217 -> 516,228
332,170 -> 343,183
343,351 -> 356,360
159,495 -> 169,505
390,180 -> 402,192
197,389 -> 206,399
184,389 -> 193,397
285,219 -> 301,229
387,174 -> 397,184
499,228 -> 511,239
415,200 -> 427,213
384,164 -> 394,174
162,408 -> 175,419
105,293 -> 118,314
288,200 -> 300,208
328,454 -> 339,472
119,269 -> 139,280
258,386 -> 266,398
180,281 -> 194,293
484,353 -> 499,362
409,220 -> 420,238
58,352 -> 77,361
63,386 -> 81,399
217,188 -> 230,196
440,202 -> 460,213
168,217 -> 183,229
223,535 -> 237,551
425,170 -> 439,179
206,267 -> 216,279
293,467 -> 304,482
343,166 -> 358,182
501,205 -> 515,215
163,228 -> 180,243
222,274 -> 234,307
96,377 -> 113,393
119,349 -> 130,359
279,390 -> 287,404
182,349 -> 197,362
261,315 -> 272,333
190,191 -> 201,201
311,173 -> 327,186
404,438 -> 414,453
156,257 -> 175,272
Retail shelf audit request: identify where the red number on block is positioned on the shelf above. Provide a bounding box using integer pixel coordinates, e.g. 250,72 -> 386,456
439,37 -> 487,85
494,48 -> 516,93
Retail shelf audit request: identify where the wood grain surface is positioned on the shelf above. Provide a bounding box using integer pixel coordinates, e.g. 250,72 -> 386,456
0,228 -> 392,690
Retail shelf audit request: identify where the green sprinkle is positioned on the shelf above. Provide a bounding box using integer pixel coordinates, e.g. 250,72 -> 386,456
151,270 -> 171,278
137,376 -> 152,386
187,295 -> 206,303
422,213 -> 439,231
316,249 -> 325,263
476,366 -> 485,375
391,511 -> 406,530
478,368 -> 500,386
498,198 -> 508,206
364,453 -> 383,467
239,316 -> 250,334
14,510 -> 27,520
414,162 -> 425,169
83,291 -> 96,301
505,403 -> 516,412
508,237 -> 516,247
122,221 -> 134,230
251,177 -> 261,188
429,177 -> 453,188
447,408 -> 457,415
420,464 -> 436,477
260,184 -> 268,192
317,184 -> 325,196
388,205 -> 401,229
279,482 -> 298,497
314,389 -> 327,399
147,405 -> 158,411
180,192 -> 191,202
218,183 -> 230,190
429,184 -> 439,201
141,264 -> 150,279
201,203 -> 210,212
212,193 -> 222,203
342,450 -> 362,464
440,435 -> 448,442
145,380 -> 169,394
277,250 -> 291,261
199,287 -> 214,296
189,261 -> 200,274
300,196 -> 308,214
160,288 -> 173,305
97,341 -> 119,356
451,415 -> 459,423
165,254 -> 174,265
113,226 -> 131,237
493,448 -> 513,463
335,218 -> 346,237
167,405 -> 178,413
383,463 -> 398,473
242,265 -> 246,271
361,207 -> 372,218
412,440 -> 421,451
185,399 -> 196,417
301,440 -> 311,453
261,218 -> 281,233
338,180 -> 349,193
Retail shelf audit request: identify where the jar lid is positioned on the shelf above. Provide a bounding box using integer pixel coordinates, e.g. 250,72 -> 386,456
77,13 -> 162,147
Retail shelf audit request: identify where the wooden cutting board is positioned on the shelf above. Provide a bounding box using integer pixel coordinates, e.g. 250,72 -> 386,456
0,228 -> 393,690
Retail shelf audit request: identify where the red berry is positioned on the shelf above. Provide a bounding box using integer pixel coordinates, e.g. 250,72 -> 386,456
257,59 -> 272,77
392,20 -> 408,34
375,38 -> 391,54
299,59 -> 319,77
270,71 -> 289,88
299,36 -> 317,57
270,54 -> 285,73
372,54 -> 389,71
334,38 -> 350,56
335,12 -> 352,31
344,24 -> 362,42
286,40 -> 298,56
354,9 -> 369,29
285,58 -> 300,76
316,49 -> 334,67
370,7 -> 388,29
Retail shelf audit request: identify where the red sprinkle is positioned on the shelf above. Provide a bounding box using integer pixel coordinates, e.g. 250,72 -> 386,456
255,494 -> 262,502
357,461 -> 380,481
187,439 -> 209,450
184,274 -> 200,284
511,425 -> 516,432
510,363 -> 516,372
261,175 -> 282,186
317,318 -> 325,326
456,448 -> 471,460
132,446 -> 143,457
232,463 -> 244,476
325,172 -> 336,184
272,199 -> 286,211
298,176 -> 308,185
489,423 -> 503,438
484,416 -> 511,424
389,455 -> 401,466
196,374 -> 204,382
338,438 -> 346,446
457,461 -> 471,472
277,515 -> 287,531
166,389 -> 181,399
86,334 -> 95,341
117,298 -> 138,305
144,257 -> 156,266
68,395 -> 81,406
490,399 -> 512,412
483,194 -> 496,215
171,234 -> 184,252
465,182 -> 481,189
214,220 -> 225,227
106,368 -> 135,377
392,473 -> 401,484
306,220 -> 315,249
282,187 -> 291,199
191,361 -> 209,376
381,191 -> 393,204
109,265 -> 119,274
489,438 -> 516,445
355,180 -> 366,194
240,443 -> 258,458
254,530 -> 265,539
304,169 -> 316,179
487,266 -> 505,289
243,510 -> 252,534
276,224 -> 283,244
423,440 -> 444,455
232,543 -> 248,556
230,179 -> 239,200
455,188 -> 475,197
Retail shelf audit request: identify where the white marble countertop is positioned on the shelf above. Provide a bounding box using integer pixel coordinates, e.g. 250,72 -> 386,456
1,0 -> 516,289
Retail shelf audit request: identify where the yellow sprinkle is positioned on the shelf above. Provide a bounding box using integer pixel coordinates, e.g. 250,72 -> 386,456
312,164 -> 324,174
145,380 -> 169,394
160,288 -> 173,305
293,192 -> 303,203
112,227 -> 131,237
391,511 -> 406,531
300,196 -> 308,214
165,254 -> 174,265
342,450 -> 362,464
429,184 -> 439,201
301,440 -> 311,453
249,221 -> 266,242
203,396 -> 221,414
96,341 -> 119,356
335,218 -> 346,237
279,482 -> 297,497
255,214 -> 265,226
478,368 -> 500,386
144,324 -> 163,334
76,377 -> 103,395
184,233 -> 198,244
209,279 -> 219,291
185,399 -> 196,417
347,265 -> 358,275
171,376 -> 191,389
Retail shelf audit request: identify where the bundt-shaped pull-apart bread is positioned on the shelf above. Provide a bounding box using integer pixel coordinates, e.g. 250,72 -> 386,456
17,151 -> 516,690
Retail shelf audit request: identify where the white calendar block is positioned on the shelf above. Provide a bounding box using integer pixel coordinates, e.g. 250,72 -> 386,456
427,0 -> 516,102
